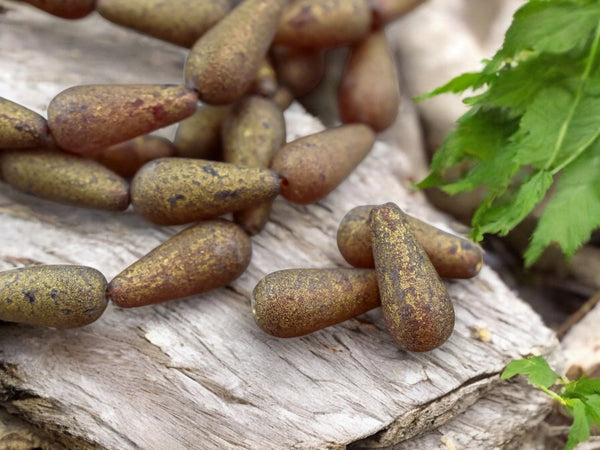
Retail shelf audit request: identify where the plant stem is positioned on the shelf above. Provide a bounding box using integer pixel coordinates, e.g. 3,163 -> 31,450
540,385 -> 567,406
549,20 -> 600,174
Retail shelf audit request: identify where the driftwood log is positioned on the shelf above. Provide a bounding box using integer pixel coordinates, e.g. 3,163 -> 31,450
0,2 -> 558,448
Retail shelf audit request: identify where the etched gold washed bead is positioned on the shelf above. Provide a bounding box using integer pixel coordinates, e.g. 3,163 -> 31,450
0,265 -> 107,328
96,0 -> 233,48
270,124 -> 375,204
369,203 -> 455,352
1,149 -> 130,211
337,205 -> 483,278
108,220 -> 252,308
184,0 -> 287,105
252,268 -> 380,338
47,84 -> 197,154
131,158 -> 281,226
222,96 -> 286,234
0,97 -> 50,149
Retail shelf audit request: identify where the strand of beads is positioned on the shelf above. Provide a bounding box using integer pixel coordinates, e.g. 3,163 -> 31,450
1,0 -> 483,352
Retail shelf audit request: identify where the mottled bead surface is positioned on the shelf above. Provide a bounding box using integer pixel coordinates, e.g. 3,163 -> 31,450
184,0 -> 286,104
271,124 -> 375,204
131,158 -> 281,225
92,135 -> 176,178
337,205 -> 483,278
0,265 -> 107,328
174,105 -> 230,160
0,149 -> 130,211
274,0 -> 372,48
47,84 -> 197,154
97,0 -> 232,48
252,268 -> 380,338
108,220 -> 252,308
223,96 -> 286,235
370,203 -> 455,352
0,97 -> 50,149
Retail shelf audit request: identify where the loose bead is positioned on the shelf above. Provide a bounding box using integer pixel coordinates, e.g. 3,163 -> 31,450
130,158 -> 281,226
47,84 -> 197,154
252,268 -> 380,338
96,0 -> 232,48
20,0 -> 96,19
0,97 -> 50,149
222,96 -> 285,168
271,46 -> 326,97
338,30 -> 400,132
274,0 -> 372,48
270,124 -> 375,204
0,265 -> 107,328
222,96 -> 286,235
173,105 -> 230,160
184,0 -> 287,104
108,219 -> 252,308
92,135 -> 176,178
0,149 -> 130,211
369,203 -> 455,352
337,205 -> 484,278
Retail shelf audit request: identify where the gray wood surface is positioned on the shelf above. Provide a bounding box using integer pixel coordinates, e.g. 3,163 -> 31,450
0,2 -> 558,448
394,377 -> 553,450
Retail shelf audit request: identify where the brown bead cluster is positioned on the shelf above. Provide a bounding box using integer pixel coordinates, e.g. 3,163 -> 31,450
253,203 -> 482,352
1,0 -> 481,351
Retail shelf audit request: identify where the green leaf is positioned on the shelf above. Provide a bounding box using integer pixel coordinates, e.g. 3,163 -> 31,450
525,148 -> 600,265
565,398 -> 591,450
502,355 -> 600,449
471,170 -> 554,239
413,72 -> 490,102
582,394 -> 600,427
473,54 -> 583,115
440,143 -> 519,195
553,94 -> 600,169
513,86 -> 575,168
501,355 -> 558,389
500,1 -> 600,59
563,380 -> 600,427
416,107 -> 518,190
565,376 -> 600,396
415,0 -> 600,265
513,87 -> 600,171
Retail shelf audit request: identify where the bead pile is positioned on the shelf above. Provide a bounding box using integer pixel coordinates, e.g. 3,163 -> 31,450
1,0 -> 482,352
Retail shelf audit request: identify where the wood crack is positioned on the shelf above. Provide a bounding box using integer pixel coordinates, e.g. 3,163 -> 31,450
348,371 -> 501,448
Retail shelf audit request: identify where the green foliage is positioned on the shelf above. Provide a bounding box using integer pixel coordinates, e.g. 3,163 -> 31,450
416,0 -> 600,265
502,355 -> 600,449
501,355 -> 558,388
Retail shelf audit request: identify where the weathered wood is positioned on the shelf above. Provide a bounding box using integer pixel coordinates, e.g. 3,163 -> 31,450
392,376 -> 554,450
562,293 -> 600,377
0,407 -> 63,449
0,2 -> 558,448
